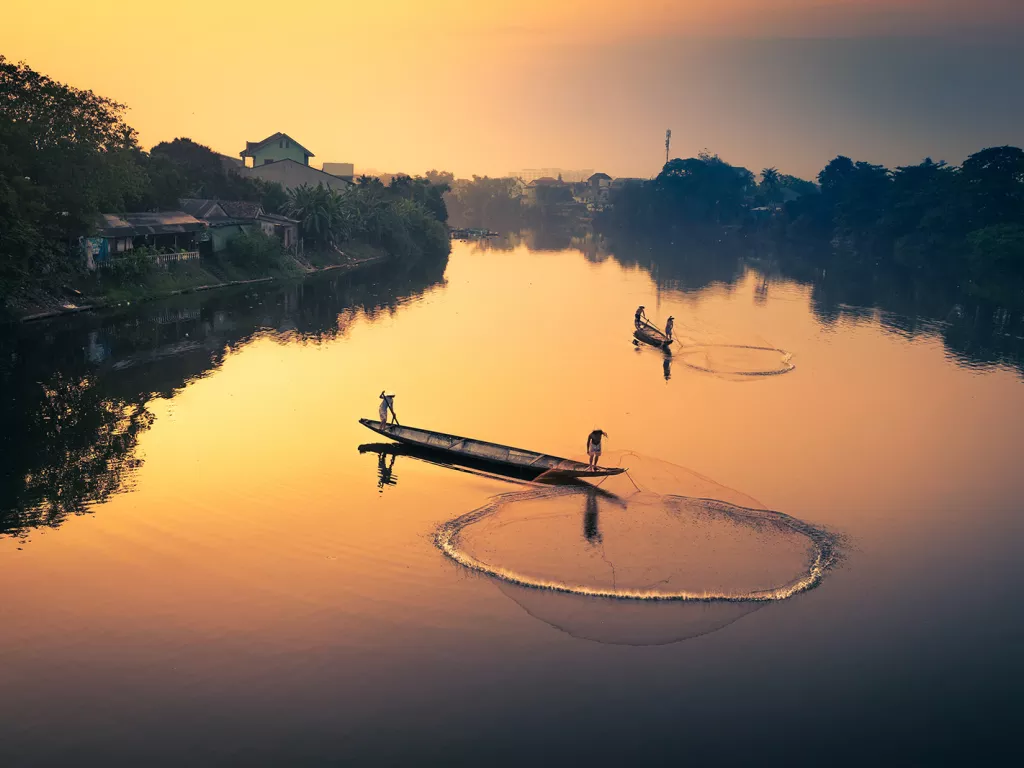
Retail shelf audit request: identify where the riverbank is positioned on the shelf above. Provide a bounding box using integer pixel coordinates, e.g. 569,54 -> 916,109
5,243 -> 388,324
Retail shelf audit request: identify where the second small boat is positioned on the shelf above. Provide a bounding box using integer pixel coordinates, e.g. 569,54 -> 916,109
634,323 -> 673,349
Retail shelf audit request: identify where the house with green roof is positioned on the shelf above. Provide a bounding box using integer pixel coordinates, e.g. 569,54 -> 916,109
240,132 -> 314,167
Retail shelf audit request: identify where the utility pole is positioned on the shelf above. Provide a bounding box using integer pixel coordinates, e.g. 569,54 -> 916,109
665,129 -> 671,166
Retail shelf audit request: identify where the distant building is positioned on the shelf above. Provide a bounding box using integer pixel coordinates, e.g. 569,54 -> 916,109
241,158 -> 350,193
511,168 -> 594,183
572,173 -> 615,208
524,177 -> 574,206
240,132 -> 315,168
322,162 -> 355,182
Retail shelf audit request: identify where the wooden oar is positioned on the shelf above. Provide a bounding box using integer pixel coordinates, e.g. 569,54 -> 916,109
642,319 -> 666,335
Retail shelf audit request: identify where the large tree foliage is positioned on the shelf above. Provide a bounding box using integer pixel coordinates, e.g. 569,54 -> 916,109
388,174 -> 449,223
0,57 -> 291,298
597,153 -> 755,235
148,137 -> 285,211
284,179 -> 449,264
445,175 -> 523,231
0,55 -> 141,281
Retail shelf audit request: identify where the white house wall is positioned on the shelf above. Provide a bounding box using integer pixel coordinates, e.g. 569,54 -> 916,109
242,159 -> 351,193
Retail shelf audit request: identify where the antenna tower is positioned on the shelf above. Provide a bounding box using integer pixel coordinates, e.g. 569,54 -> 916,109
665,129 -> 671,165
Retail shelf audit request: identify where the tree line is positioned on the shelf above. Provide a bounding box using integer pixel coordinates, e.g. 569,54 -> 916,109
596,146 -> 1024,308
0,56 -> 450,304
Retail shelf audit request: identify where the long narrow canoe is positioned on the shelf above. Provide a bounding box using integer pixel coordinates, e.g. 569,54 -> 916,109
358,419 -> 626,479
634,323 -> 673,349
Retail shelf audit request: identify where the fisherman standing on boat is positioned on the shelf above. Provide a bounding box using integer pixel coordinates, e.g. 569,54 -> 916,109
634,305 -> 648,329
586,429 -> 607,470
379,391 -> 397,427
665,315 -> 675,342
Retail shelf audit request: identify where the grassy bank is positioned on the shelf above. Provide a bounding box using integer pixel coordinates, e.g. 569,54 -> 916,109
6,237 -> 388,322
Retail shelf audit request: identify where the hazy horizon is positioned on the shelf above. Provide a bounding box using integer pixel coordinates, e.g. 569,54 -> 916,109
4,1 -> 1023,180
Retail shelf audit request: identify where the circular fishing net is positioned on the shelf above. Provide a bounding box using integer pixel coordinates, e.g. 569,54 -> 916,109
673,343 -> 795,377
436,452 -> 839,603
496,582 -> 765,646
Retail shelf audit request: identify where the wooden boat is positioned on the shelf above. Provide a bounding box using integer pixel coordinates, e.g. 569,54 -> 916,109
634,322 -> 673,349
358,419 -> 627,479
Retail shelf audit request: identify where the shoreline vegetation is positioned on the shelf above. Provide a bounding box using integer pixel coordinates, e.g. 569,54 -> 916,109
594,149 -> 1024,313
15,242 -> 389,323
0,57 -> 450,322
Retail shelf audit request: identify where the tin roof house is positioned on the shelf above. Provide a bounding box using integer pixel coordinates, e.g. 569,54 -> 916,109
179,199 -> 301,252
83,212 -> 206,270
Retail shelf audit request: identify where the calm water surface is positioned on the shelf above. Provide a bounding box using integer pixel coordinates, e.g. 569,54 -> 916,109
1,241 -> 1022,765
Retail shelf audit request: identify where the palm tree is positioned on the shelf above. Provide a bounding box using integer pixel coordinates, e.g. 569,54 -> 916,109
760,167 -> 782,207
285,184 -> 344,246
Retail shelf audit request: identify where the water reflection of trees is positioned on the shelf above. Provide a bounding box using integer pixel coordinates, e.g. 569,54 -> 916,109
770,248 -> 1024,375
601,233 -> 1023,375
0,259 -> 447,536
601,232 -> 749,295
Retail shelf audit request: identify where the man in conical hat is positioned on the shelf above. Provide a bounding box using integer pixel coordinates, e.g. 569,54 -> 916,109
379,391 -> 397,427
634,305 -> 648,329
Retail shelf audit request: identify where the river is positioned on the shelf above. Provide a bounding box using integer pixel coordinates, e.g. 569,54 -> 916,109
1,239 -> 1022,765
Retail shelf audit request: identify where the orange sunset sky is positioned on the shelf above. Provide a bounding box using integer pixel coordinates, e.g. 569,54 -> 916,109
3,0 -> 1023,179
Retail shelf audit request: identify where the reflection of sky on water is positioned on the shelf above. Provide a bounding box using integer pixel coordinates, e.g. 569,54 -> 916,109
2,240 -> 1023,764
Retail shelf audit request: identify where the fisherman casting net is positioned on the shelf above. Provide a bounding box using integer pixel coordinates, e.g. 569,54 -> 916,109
656,315 -> 797,377
435,452 -> 840,603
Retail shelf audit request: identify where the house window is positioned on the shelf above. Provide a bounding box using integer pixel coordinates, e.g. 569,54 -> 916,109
279,140 -> 284,148
264,158 -> 274,165
285,139 -> 290,148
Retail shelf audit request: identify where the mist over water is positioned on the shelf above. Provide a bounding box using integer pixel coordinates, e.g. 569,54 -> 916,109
1,239 -> 1022,765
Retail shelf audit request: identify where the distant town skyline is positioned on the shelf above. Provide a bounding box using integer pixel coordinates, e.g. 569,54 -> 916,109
3,1 -> 1023,180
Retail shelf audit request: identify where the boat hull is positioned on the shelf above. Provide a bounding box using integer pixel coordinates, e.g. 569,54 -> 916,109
358,419 -> 626,479
634,325 -> 673,349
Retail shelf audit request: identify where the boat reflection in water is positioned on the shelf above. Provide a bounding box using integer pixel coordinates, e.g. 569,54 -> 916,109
359,442 -> 538,487
357,441 -> 626,503
357,442 -> 767,646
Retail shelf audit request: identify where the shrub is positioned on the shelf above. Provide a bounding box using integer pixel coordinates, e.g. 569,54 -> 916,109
225,231 -> 287,271
108,248 -> 154,279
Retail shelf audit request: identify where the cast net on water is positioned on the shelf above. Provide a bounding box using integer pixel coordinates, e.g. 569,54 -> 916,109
672,343 -> 795,377
659,315 -> 796,377
435,452 -> 839,604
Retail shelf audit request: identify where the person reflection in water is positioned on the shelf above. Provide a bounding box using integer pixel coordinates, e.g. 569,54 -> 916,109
377,452 -> 396,490
583,492 -> 601,544
587,429 -> 607,470
379,391 -> 396,427
663,357 -> 672,381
